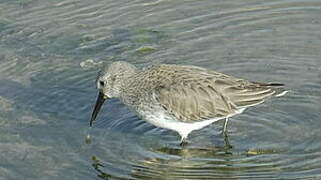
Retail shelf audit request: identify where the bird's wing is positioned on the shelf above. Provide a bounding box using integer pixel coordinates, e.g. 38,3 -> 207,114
150,64 -> 280,122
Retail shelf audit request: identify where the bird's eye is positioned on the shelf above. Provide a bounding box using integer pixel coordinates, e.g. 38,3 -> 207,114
99,81 -> 105,86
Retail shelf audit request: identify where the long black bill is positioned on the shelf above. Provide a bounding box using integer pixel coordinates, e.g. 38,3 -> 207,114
90,92 -> 107,127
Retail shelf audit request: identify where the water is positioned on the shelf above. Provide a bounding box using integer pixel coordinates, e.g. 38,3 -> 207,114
1,0 -> 321,179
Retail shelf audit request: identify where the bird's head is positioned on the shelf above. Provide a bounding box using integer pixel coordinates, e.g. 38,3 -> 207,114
90,61 -> 137,126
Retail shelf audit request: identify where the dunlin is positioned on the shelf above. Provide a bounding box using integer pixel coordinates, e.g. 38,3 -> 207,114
90,61 -> 286,145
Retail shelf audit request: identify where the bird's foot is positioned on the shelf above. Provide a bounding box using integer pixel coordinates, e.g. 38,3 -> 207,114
180,137 -> 188,147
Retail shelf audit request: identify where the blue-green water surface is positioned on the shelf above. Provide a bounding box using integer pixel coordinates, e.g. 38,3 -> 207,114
1,0 -> 321,179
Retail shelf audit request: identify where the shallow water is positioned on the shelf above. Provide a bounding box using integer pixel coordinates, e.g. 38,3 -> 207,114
1,0 -> 321,179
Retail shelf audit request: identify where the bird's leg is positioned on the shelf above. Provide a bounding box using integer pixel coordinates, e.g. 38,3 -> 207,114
223,131 -> 233,149
222,118 -> 229,134
221,118 -> 233,148
205,118 -> 232,149
180,137 -> 188,147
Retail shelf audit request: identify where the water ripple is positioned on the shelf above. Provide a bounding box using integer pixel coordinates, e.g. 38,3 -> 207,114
1,0 -> 321,179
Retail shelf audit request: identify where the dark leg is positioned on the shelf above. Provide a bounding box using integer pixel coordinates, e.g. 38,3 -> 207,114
180,137 -> 188,147
223,129 -> 233,149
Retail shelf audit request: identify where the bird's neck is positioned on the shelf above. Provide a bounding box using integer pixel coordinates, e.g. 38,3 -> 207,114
118,70 -> 142,105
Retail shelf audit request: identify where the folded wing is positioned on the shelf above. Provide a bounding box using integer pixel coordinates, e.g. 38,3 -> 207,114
151,65 -> 283,122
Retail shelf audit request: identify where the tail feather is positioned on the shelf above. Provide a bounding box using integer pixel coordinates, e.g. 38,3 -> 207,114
265,83 -> 285,87
251,82 -> 287,96
252,82 -> 285,87
264,83 -> 287,97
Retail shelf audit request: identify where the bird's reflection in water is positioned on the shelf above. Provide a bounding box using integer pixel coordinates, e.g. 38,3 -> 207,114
90,131 -> 281,180
91,156 -> 113,180
91,138 -> 235,180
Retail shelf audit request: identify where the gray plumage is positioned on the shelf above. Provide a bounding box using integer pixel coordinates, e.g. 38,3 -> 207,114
91,61 -> 286,144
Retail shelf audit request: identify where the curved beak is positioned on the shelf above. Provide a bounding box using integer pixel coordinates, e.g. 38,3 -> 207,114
90,92 -> 107,127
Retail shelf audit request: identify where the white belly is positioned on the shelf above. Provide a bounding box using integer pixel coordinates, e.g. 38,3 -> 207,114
139,110 -> 223,139
138,107 -> 246,139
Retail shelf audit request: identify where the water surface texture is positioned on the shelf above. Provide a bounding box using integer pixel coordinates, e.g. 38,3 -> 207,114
1,0 -> 321,179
